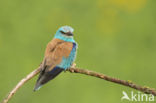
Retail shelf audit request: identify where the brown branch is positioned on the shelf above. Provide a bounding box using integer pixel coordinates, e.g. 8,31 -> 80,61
68,68 -> 156,96
1,66 -> 41,103
1,66 -> 156,103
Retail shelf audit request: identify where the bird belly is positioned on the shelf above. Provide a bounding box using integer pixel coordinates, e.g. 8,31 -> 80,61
57,43 -> 77,69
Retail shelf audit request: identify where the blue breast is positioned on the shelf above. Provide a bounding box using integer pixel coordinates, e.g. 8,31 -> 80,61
57,43 -> 77,69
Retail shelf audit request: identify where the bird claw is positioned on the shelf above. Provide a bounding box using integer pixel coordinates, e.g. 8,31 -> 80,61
64,63 -> 76,73
71,63 -> 76,68
70,69 -> 75,73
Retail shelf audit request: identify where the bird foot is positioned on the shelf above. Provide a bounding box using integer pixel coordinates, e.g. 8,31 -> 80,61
64,63 -> 76,73
71,63 -> 76,68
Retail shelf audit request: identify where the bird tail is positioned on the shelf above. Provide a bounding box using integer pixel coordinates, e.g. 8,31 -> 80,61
34,67 -> 64,91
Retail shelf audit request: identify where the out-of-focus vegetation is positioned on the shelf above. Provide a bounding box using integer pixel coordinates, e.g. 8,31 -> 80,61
0,0 -> 156,103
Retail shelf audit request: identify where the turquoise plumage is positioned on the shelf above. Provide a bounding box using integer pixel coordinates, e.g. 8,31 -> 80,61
54,26 -> 75,42
34,26 -> 77,91
57,43 -> 77,69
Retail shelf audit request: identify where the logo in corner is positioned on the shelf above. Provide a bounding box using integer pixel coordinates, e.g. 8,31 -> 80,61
121,91 -> 155,102
121,91 -> 130,101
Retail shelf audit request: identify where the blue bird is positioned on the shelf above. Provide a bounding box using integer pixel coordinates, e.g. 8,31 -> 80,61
34,26 -> 77,91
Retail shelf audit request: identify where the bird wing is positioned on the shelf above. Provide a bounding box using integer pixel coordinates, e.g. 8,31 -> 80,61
34,38 -> 74,90
43,38 -> 73,72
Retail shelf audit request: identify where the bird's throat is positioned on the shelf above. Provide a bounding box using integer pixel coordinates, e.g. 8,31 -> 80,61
54,35 -> 75,42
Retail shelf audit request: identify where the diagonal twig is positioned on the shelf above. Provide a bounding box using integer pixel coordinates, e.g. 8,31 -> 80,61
1,65 -> 156,103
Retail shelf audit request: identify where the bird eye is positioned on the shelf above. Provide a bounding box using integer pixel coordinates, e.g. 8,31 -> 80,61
60,31 -> 66,34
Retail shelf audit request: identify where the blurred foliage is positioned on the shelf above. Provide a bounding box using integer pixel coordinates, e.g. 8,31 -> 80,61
0,0 -> 156,103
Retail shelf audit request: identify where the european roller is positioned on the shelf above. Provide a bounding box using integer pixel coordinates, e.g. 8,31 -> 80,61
34,26 -> 77,91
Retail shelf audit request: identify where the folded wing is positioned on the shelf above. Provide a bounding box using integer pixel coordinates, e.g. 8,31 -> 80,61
34,39 -> 73,91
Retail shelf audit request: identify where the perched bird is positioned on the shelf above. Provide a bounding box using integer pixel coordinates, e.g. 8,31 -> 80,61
34,26 -> 77,91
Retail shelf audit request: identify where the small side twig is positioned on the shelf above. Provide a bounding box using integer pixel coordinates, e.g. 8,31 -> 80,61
1,65 -> 156,103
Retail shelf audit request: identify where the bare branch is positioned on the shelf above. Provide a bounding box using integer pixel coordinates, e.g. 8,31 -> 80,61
68,68 -> 156,96
1,65 -> 42,103
1,65 -> 156,103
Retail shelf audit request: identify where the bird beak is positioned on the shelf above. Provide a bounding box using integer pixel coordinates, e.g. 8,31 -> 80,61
66,32 -> 74,36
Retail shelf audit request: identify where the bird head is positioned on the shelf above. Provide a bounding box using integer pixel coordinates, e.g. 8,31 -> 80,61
58,26 -> 74,36
54,26 -> 75,42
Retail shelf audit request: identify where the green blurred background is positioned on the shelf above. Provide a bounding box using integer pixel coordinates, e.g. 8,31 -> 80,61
0,0 -> 156,103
